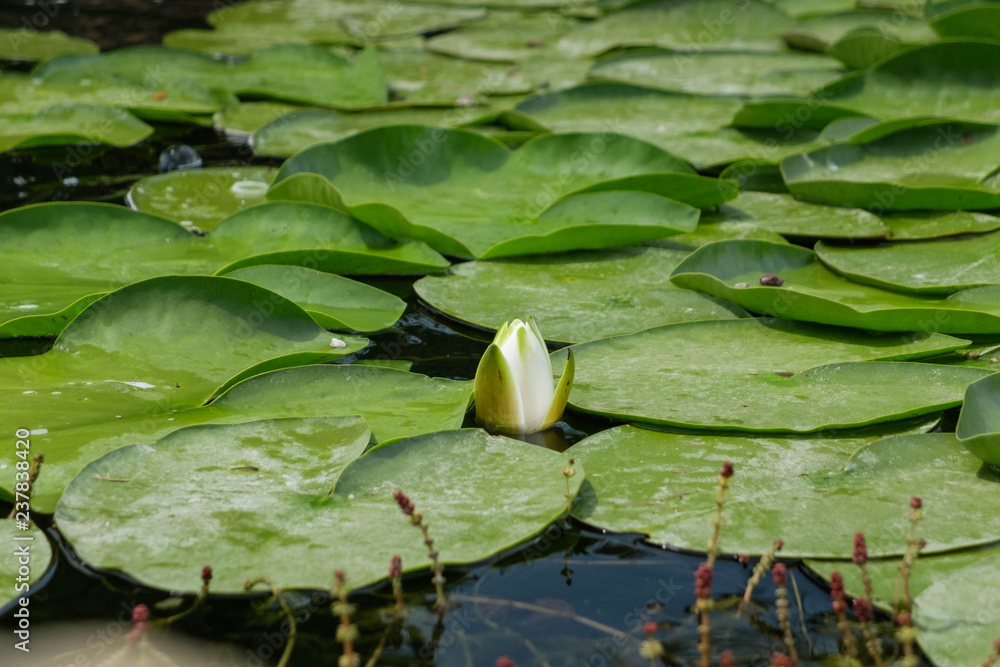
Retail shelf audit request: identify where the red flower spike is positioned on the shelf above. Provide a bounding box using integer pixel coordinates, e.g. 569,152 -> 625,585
393,490 -> 415,516
853,597 -> 874,624
694,562 -> 713,599
643,621 -> 657,636
910,496 -> 923,510
852,533 -> 868,565
389,555 -> 402,578
772,563 -> 787,586
719,650 -> 735,667
132,604 -> 150,625
496,657 -> 516,667
896,612 -> 912,627
201,566 -> 213,583
720,461 -> 734,478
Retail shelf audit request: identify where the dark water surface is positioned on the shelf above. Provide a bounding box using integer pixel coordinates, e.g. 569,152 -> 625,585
0,2 -> 910,665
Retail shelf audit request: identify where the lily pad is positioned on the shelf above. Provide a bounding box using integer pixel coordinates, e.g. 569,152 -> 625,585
913,553 -> 1000,666
252,107 -> 502,157
815,232 -> 1000,294
699,191 -> 888,239
34,45 -> 388,109
162,23 -> 359,56
563,317 -> 983,432
0,201 -> 446,337
957,373 -> 1000,467
781,120 -> 1000,211
806,542 -> 1000,611
588,50 -> 844,97
379,48 -> 532,105
927,1 -> 1000,39
827,27 -> 919,70
0,104 -> 153,153
224,265 -> 405,331
670,239 -> 1000,333
884,210 -> 1000,240
781,10 -> 935,53
0,71 -> 224,121
0,28 -> 98,62
213,101 -> 300,136
127,167 -> 275,231
270,125 -> 733,259
415,247 -> 748,344
772,0 -> 858,17
0,276 -> 367,512
426,12 -> 578,62
556,0 -> 795,56
812,40 -> 1000,124
0,522 -> 52,612
569,427 -> 1000,557
57,422 -> 580,593
501,83 -> 823,168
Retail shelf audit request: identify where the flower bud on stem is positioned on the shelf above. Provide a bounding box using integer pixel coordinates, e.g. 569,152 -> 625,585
737,538 -> 784,617
772,564 -> 798,665
394,490 -> 447,612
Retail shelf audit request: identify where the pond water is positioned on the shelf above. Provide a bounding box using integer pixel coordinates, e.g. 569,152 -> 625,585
0,1 -> 921,665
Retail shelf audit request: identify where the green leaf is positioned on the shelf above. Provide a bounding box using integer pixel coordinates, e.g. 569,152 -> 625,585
252,107 -> 504,158
380,48 -> 532,105
813,40 -> 1000,124
556,0 -> 795,56
700,191 -> 888,239
771,0 -> 857,17
0,71 -> 223,120
589,50 -> 844,97
163,23 -> 359,56
957,373 -> 1000,467
426,11 -> 579,62
928,1 -> 1000,39
827,27 -> 917,70
0,104 -> 152,153
0,276 -> 367,512
505,83 -> 826,169
569,428 -> 1000,557
883,210 -> 1000,240
224,265 -> 406,331
35,45 -> 388,109
816,232 -> 1000,294
670,239 -> 1000,334
781,120 -> 1000,211
213,101 -> 301,136
0,29 -> 97,62
563,317 -> 983,432
914,553 -> 1000,666
56,423 -> 580,593
806,543 -> 1000,611
0,201 -> 447,338
271,125 -> 731,259
781,10 -> 934,52
415,247 -> 748,345
0,522 -> 52,611
127,167 -> 275,231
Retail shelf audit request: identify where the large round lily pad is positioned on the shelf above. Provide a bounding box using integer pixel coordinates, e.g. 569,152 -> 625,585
271,125 -> 733,258
670,239 -> 1000,334
782,120 -> 1000,211
415,247 -> 747,344
568,427 -> 1000,557
913,553 -> 1000,666
700,191 -> 888,239
0,104 -> 153,153
56,421 -> 581,593
884,210 -> 1000,240
816,232 -> 1000,294
425,11 -> 578,62
555,0 -> 795,56
0,29 -> 97,62
589,50 -> 844,97
563,317 -> 985,432
0,201 -> 446,338
34,45 -> 387,109
127,167 -> 275,230
813,40 -> 1000,124
0,276 -> 367,513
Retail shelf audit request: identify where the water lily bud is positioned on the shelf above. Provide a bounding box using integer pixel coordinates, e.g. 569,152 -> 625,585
474,317 -> 575,434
